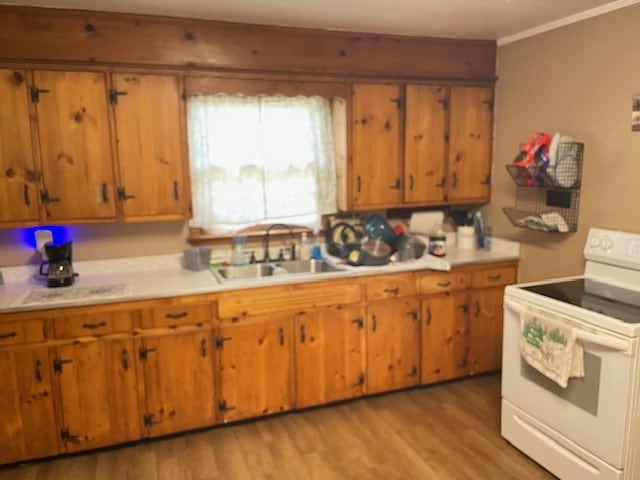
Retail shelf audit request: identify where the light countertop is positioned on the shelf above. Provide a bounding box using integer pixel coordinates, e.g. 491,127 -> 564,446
0,238 -> 519,314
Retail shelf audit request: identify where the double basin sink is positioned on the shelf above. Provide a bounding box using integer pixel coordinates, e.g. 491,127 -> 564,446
211,259 -> 345,283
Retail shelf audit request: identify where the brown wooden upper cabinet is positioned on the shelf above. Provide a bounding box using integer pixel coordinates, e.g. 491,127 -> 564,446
32,70 -> 117,222
111,73 -> 190,220
0,69 -> 41,226
345,83 -> 493,210
403,85 -> 448,205
447,86 -> 494,204
0,69 -> 190,226
350,83 -> 403,209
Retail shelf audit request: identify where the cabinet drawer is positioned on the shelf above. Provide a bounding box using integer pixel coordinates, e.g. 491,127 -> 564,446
471,265 -> 517,288
148,303 -> 212,328
218,280 -> 362,318
0,319 -> 45,346
53,311 -> 134,339
417,271 -> 470,294
365,273 -> 416,301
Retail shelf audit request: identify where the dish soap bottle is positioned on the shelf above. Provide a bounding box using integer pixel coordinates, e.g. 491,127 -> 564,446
299,232 -> 311,261
231,236 -> 246,266
428,222 -> 446,257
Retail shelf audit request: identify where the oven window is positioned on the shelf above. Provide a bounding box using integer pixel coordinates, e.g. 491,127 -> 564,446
521,351 -> 601,415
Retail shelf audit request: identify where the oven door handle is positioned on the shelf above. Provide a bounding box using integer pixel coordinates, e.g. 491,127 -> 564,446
505,298 -> 632,354
574,330 -> 631,353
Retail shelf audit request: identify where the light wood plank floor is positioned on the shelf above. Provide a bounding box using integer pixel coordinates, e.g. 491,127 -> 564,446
0,373 -> 556,479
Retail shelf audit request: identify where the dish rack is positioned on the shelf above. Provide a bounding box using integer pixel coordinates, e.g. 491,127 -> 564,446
503,142 -> 583,233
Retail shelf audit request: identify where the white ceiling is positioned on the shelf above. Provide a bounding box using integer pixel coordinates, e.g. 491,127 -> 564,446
2,0 -> 638,45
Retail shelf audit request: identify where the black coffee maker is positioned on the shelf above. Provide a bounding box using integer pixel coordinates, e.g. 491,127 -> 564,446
39,241 -> 75,287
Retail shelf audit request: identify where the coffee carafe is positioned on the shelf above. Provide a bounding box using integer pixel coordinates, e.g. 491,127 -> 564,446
39,241 -> 75,287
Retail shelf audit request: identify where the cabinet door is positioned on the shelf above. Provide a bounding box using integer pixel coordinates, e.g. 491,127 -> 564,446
404,85 -> 447,205
0,346 -> 58,464
294,305 -> 365,408
447,86 -> 493,204
366,297 -> 420,394
33,70 -> 116,221
141,327 -> 215,436
351,83 -> 402,208
421,291 -> 469,384
0,69 -> 40,224
54,338 -> 140,452
468,286 -> 505,374
217,316 -> 293,422
111,73 -> 189,220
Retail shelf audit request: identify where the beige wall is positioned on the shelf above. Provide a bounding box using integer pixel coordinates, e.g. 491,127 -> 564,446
0,222 -> 190,266
485,3 -> 640,282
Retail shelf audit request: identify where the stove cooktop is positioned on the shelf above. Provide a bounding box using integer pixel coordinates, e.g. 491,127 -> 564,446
522,279 -> 640,324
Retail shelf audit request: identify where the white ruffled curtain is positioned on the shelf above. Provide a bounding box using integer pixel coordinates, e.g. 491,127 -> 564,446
187,94 -> 340,233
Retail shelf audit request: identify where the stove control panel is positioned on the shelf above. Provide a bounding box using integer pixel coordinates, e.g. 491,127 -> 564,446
585,228 -> 640,270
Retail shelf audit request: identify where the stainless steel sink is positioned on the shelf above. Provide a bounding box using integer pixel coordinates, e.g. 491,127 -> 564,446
211,259 -> 344,283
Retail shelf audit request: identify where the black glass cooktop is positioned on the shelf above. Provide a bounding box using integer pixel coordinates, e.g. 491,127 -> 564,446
522,278 -> 640,323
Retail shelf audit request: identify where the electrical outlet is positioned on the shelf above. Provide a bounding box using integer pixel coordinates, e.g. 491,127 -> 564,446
34,229 -> 53,253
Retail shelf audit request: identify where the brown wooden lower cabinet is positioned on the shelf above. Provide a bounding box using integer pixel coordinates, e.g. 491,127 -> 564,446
294,304 -> 366,408
0,260 -> 517,465
421,291 -> 470,384
217,315 -> 294,422
365,297 -> 420,394
139,326 -> 216,437
53,337 -> 141,452
0,346 -> 58,464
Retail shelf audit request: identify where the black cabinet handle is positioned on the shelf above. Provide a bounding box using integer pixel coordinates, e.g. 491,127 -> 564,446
384,287 -> 399,296
81,321 -> 107,330
0,331 -> 17,340
279,327 -> 285,346
426,307 -> 432,325
371,314 -> 377,332
40,189 -> 60,204
30,87 -> 50,103
300,324 -> 305,343
165,311 -> 188,320
117,186 -> 135,201
451,172 -> 458,188
34,358 -> 43,382
23,184 -> 31,206
436,281 -> 452,288
173,181 -> 179,200
200,338 -> 207,357
436,176 -> 446,188
389,179 -> 401,190
109,89 -> 128,104
409,174 -> 414,190
101,182 -> 109,203
357,176 -> 362,193
121,349 -> 129,371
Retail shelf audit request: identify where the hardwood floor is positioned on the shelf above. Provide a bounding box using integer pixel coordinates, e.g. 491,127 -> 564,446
0,373 -> 555,479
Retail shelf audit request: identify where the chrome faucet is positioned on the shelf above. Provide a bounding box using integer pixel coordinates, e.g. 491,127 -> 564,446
262,224 -> 296,263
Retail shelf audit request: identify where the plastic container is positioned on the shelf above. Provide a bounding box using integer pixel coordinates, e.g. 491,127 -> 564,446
231,236 -> 246,266
183,247 -> 212,271
299,232 -> 311,261
428,222 -> 446,257
457,226 -> 475,250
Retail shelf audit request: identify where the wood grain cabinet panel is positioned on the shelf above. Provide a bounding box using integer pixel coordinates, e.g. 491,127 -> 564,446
294,305 -> 365,408
53,337 -> 141,452
140,326 -> 216,436
146,302 -> 213,329
0,68 -> 40,225
417,271 -> 470,294
217,315 -> 294,422
447,86 -> 493,204
33,69 -> 117,221
0,319 -> 45,346
111,73 -> 189,220
421,291 -> 469,384
350,83 -> 402,209
366,297 -> 420,394
364,273 -> 416,301
0,346 -> 59,464
53,311 -> 134,339
468,287 -> 505,375
403,84 -> 448,205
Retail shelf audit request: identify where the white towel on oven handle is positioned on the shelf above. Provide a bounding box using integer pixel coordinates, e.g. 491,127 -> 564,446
520,309 -> 584,388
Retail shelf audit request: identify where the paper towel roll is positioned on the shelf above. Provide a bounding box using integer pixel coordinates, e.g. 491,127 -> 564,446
409,211 -> 444,235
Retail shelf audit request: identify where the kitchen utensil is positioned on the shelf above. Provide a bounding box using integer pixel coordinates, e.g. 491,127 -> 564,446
346,238 -> 391,266
326,222 -> 363,259
363,214 -> 396,246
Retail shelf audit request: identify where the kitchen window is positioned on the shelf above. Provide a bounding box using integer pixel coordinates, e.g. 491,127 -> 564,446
187,93 -> 345,234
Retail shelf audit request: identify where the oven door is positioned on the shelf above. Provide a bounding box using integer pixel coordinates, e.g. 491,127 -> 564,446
502,294 -> 635,469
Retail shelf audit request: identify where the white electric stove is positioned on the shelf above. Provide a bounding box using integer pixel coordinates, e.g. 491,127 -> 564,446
501,228 -> 640,480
